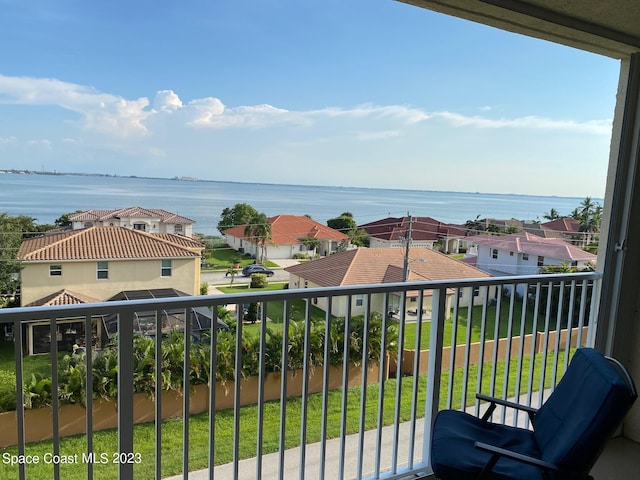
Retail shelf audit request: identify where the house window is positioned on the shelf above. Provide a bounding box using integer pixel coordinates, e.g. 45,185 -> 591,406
537,256 -> 544,267
174,224 -> 183,234
492,249 -> 498,259
49,265 -> 62,276
161,260 -> 172,277
84,222 -> 93,228
133,223 -> 146,231
355,295 -> 364,307
509,251 -> 514,256
97,261 -> 108,280
523,253 -> 529,261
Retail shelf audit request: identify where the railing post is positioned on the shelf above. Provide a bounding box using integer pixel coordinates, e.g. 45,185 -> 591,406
424,287 -> 447,470
118,309 -> 135,480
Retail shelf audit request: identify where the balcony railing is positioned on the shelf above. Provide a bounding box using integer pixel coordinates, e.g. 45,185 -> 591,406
0,271 -> 600,480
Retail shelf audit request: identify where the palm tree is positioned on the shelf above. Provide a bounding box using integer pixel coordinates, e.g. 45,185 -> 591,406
299,236 -> 322,257
543,208 -> 561,221
576,197 -> 602,247
244,213 -> 272,264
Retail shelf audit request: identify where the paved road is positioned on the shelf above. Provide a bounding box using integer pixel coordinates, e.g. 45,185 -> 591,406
201,267 -> 291,287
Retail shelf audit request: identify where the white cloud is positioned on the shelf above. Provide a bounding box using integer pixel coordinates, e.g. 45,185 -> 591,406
355,130 -> 402,141
27,139 -> 52,149
154,90 -> 183,112
435,111 -> 612,135
0,73 -> 613,197
0,74 -> 150,137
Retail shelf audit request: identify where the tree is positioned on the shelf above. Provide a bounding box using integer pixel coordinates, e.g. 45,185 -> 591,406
55,210 -> 83,228
299,236 -> 322,256
327,212 -> 357,234
217,203 -> 259,233
464,215 -> 484,233
543,208 -> 562,221
243,212 -> 272,263
327,212 -> 369,246
0,213 -> 39,305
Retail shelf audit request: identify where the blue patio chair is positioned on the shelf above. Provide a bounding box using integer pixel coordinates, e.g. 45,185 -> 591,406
430,348 -> 637,480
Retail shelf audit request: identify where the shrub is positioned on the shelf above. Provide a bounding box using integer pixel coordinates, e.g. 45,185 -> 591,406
4,310 -> 396,410
250,273 -> 268,288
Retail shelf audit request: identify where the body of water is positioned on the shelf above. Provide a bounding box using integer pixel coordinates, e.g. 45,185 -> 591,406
0,173 -> 598,236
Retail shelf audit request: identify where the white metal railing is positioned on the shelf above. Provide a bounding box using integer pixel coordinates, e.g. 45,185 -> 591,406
0,272 -> 600,480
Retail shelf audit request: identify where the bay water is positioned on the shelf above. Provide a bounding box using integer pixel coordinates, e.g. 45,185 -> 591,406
0,173 -> 597,236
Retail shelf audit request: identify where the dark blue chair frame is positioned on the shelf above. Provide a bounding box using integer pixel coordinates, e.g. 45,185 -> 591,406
430,348 -> 637,480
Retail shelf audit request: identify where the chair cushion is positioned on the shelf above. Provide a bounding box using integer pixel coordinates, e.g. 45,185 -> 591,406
431,410 -> 545,480
533,348 -> 635,472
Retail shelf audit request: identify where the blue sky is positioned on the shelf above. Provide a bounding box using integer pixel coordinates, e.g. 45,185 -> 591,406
0,0 -> 619,197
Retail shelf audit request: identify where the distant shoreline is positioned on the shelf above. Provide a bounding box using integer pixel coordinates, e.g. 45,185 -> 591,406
0,169 -> 597,201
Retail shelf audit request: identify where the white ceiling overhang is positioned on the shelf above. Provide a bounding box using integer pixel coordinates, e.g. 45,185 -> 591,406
400,0 -> 640,58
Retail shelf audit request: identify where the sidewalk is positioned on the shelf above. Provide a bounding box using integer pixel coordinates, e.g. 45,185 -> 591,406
163,420 -> 427,480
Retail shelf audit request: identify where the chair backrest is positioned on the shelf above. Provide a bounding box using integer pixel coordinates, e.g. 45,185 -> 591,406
533,348 -> 637,475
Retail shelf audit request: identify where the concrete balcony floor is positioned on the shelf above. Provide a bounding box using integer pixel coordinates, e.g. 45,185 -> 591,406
591,436 -> 640,480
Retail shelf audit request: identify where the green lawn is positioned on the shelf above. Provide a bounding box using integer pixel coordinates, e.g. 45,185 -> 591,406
404,297 -> 548,350
0,341 -> 66,383
0,350 -> 567,480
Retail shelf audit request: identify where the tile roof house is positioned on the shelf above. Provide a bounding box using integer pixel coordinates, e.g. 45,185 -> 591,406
358,216 -> 468,253
285,247 -> 492,318
68,207 -> 195,237
224,214 -> 349,260
17,226 -> 204,355
538,217 -> 590,246
468,231 -> 597,277
18,226 -> 202,307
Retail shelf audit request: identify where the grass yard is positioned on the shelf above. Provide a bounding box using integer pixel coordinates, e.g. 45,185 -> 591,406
404,297 -> 549,351
0,341 -> 67,384
0,350 -> 568,480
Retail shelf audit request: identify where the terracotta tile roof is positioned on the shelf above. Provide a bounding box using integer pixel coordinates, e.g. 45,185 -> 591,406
359,216 -> 467,242
153,233 -> 204,250
18,226 -> 200,261
224,214 -> 348,244
470,232 -> 596,261
285,247 -> 490,287
541,217 -> 581,234
26,289 -> 100,307
69,207 -> 194,224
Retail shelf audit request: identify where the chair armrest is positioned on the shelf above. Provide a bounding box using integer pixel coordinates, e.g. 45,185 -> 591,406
474,441 -> 559,474
476,394 -> 538,422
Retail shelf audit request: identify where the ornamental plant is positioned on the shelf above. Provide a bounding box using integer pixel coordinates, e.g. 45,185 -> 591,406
0,311 -> 396,411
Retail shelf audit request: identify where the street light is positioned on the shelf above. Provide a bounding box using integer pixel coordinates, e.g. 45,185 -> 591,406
403,257 -> 425,282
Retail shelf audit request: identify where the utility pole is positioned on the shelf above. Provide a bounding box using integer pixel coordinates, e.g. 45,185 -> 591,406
402,212 -> 413,281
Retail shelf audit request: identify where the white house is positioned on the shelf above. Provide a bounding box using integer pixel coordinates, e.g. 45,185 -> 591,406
224,214 -> 349,260
468,232 -> 597,277
68,207 -> 195,237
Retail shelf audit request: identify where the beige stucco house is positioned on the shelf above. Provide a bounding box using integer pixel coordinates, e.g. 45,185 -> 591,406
18,226 -> 203,306
16,226 -> 203,354
285,247 -> 493,319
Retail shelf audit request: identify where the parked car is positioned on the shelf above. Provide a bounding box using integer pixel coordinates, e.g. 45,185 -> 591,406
241,264 -> 274,277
